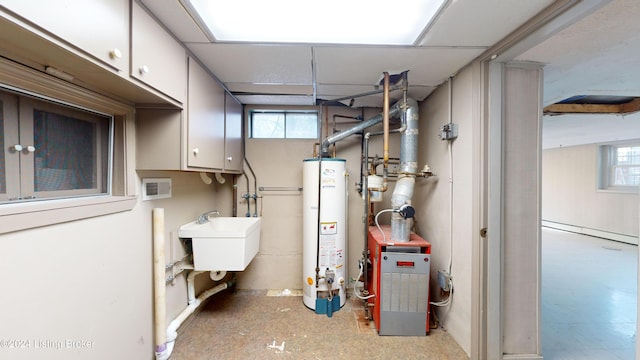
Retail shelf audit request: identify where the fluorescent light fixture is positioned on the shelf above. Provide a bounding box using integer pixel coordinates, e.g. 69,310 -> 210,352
186,0 -> 446,45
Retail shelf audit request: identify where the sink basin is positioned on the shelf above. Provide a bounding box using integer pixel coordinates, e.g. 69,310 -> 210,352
178,217 -> 261,271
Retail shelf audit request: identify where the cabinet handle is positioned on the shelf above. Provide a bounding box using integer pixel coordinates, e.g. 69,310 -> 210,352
226,156 -> 233,162
192,148 -> 199,156
139,65 -> 150,75
26,145 -> 36,153
10,144 -> 23,152
109,48 -> 122,60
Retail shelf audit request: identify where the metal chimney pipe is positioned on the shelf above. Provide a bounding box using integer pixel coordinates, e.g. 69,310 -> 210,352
319,102 -> 403,157
390,97 -> 419,242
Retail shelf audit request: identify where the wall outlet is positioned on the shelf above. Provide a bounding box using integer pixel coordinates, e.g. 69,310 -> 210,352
437,270 -> 452,292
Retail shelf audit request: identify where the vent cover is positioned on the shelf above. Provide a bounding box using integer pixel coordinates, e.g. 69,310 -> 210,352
142,178 -> 172,201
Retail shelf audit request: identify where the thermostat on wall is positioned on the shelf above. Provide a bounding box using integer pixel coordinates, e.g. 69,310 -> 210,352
142,178 -> 172,201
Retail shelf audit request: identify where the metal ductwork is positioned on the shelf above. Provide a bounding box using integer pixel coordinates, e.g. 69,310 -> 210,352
320,101 -> 404,158
391,97 -> 419,241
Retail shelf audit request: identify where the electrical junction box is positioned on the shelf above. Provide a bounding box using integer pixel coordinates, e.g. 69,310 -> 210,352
437,270 -> 452,292
439,123 -> 458,141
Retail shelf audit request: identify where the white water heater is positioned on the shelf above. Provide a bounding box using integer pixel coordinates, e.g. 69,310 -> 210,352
302,158 -> 347,315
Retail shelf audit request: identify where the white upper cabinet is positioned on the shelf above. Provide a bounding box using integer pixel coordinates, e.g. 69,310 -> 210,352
1,0 -> 129,71
131,1 -> 186,104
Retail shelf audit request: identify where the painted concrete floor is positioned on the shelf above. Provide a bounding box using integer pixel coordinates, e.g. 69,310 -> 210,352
170,290 -> 468,360
542,228 -> 637,360
169,227 -> 636,359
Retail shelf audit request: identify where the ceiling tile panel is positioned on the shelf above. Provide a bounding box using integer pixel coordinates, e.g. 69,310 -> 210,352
226,83 -> 313,95
187,43 -> 313,85
420,0 -> 554,47
235,94 -> 315,106
317,84 -> 437,106
314,46 -> 485,87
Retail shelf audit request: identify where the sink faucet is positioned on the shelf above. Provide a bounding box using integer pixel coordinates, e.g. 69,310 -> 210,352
196,210 -> 221,224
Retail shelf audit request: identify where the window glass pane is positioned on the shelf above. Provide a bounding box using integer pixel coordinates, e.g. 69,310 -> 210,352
252,112 -> 284,138
611,146 -> 640,186
0,100 -> 5,194
285,113 -> 317,139
613,166 -> 640,186
615,146 -> 640,165
33,109 -> 109,194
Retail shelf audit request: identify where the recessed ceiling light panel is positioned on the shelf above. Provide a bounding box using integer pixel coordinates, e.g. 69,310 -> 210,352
186,0 -> 446,45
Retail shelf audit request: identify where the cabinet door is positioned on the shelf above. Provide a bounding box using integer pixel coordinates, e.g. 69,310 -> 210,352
136,109 -> 182,171
224,93 -> 243,172
1,0 -> 129,71
187,58 -> 225,170
131,2 -> 186,103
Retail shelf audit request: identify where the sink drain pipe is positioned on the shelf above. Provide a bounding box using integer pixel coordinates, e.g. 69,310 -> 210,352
153,208 -> 235,360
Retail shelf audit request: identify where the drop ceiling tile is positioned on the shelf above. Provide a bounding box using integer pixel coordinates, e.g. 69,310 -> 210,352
317,84 -> 436,105
420,0 -> 554,47
314,46 -> 485,87
227,83 -> 313,95
235,94 -> 315,106
188,43 -> 313,84
317,84 -> 378,97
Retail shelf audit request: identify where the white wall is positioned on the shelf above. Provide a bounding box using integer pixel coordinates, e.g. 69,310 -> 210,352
414,65 -> 480,356
542,143 -> 639,240
0,170 -> 233,360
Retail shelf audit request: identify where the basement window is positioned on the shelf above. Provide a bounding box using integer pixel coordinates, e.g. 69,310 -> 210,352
0,58 -> 136,234
598,144 -> 640,192
250,110 -> 318,139
1,89 -> 110,203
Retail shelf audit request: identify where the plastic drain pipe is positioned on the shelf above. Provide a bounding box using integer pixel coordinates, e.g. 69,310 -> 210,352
155,269 -> 234,360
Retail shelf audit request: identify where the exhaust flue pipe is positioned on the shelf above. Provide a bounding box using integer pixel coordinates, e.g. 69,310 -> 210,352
390,97 -> 419,242
320,102 -> 403,158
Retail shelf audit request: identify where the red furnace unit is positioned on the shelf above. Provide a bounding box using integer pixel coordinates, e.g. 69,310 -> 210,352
367,225 -> 431,336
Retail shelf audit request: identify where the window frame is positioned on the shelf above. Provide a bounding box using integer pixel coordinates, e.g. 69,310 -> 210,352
13,94 -> 112,201
249,108 -> 319,139
598,142 -> 640,193
0,57 -> 136,234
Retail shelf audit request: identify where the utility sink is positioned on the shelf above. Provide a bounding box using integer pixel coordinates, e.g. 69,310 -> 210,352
178,217 -> 261,271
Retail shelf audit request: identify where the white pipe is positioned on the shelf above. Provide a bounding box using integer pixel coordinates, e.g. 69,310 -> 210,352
153,208 -> 168,358
187,271 -> 205,305
214,172 -> 226,184
199,172 -> 213,185
156,269 -> 233,360
164,282 -> 230,356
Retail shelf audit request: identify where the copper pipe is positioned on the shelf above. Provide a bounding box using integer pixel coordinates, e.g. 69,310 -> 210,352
383,72 -> 390,165
382,72 -> 390,190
